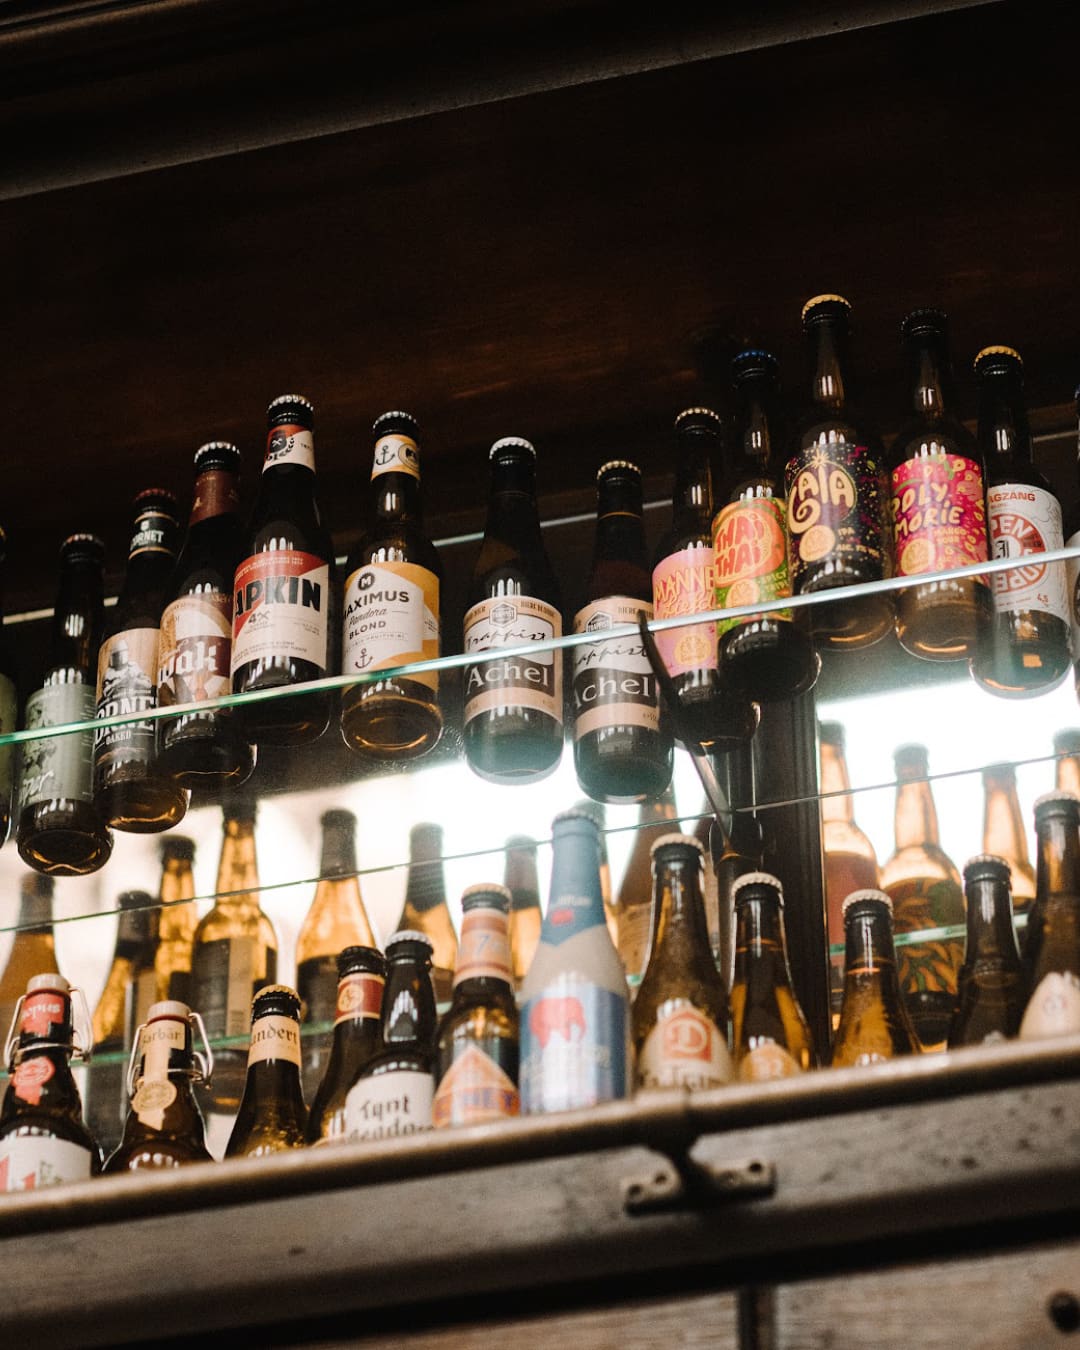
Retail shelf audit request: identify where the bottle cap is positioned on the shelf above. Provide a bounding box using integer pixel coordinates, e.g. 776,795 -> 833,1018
1053,729 -> 1080,756
490,436 -> 536,459
731,348 -> 779,379
552,806 -> 601,830
801,293 -> 852,322
386,930 -> 435,954
60,532 -> 106,561
117,889 -> 154,912
337,946 -> 386,978
251,985 -> 302,1017
321,808 -> 357,832
894,743 -> 929,771
25,972 -> 70,996
505,834 -> 538,852
267,393 -> 315,417
963,854 -> 1011,883
194,441 -> 241,471
461,883 -> 512,913
974,345 -> 1022,373
223,790 -> 258,827
409,822 -> 443,856
674,406 -> 722,432
900,307 -> 948,340
373,410 -> 419,436
650,832 -> 703,857
596,459 -> 641,480
731,871 -> 783,902
161,834 -> 196,863
818,720 -> 845,748
133,487 -> 180,518
146,1000 -> 191,1021
1034,790 -> 1080,816
841,888 -> 893,917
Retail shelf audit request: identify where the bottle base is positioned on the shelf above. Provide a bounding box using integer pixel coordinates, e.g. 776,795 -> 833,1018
895,579 -> 990,661
464,716 -> 563,784
16,821 -> 113,876
807,589 -> 896,650
340,682 -> 443,760
970,613 -> 1071,697
98,780 -> 190,833
236,690 -> 332,746
158,713 -> 256,791
721,624 -> 820,702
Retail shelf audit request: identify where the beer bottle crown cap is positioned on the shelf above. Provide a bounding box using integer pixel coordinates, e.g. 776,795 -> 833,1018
146,1000 -> 191,1022
974,345 -> 1022,372
842,888 -> 892,917
133,487 -> 180,516
267,393 -> 315,416
963,853 -> 1011,882
373,409 -> 419,436
251,985 -> 302,1016
731,348 -> 779,379
1053,729 -> 1080,754
900,307 -> 948,340
161,834 -> 196,863
25,972 -> 70,995
894,743 -> 929,768
731,871 -> 783,902
981,762 -> 1015,781
650,832 -> 703,857
596,459 -> 641,480
194,440 -> 241,470
321,808 -> 357,831
117,889 -> 153,911
801,293 -> 852,322
387,929 -> 434,952
60,532 -> 106,560
674,406 -> 722,432
818,720 -> 845,748
337,946 -> 386,977
1034,790 -> 1080,815
461,883 -> 512,913
489,435 -> 536,459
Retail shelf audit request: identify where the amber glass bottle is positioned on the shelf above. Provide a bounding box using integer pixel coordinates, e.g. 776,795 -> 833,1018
504,834 -> 542,989
0,875 -> 60,1045
832,890 -> 920,1065
1054,730 -> 1080,797
341,410 -> 443,759
981,763 -> 1036,914
225,985 -> 307,1157
612,786 -> 678,982
395,822 -> 457,1004
305,946 -> 386,1144
1020,792 -> 1080,1039
155,835 -> 199,1005
948,855 -> 1024,1047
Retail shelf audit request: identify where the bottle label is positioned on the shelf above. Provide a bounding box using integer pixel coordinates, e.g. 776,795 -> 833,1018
134,1017 -> 187,1129
462,596 -> 563,724
1066,527 -> 1080,659
371,433 -> 420,481
572,597 -> 659,737
335,972 -> 385,1026
17,683 -> 96,810
637,1002 -> 732,1090
130,506 -> 178,558
888,877 -> 964,997
158,592 -> 233,706
0,1135 -> 93,1192
454,910 -> 514,986
344,1069 -> 434,1140
0,671 -> 14,805
985,483 -> 1069,621
343,561 -> 439,691
520,977 -> 628,1112
737,1039 -> 802,1082
785,442 -> 888,583
191,469 -> 242,525
192,936 -> 265,1041
713,497 -> 793,635
20,989 -> 69,1040
264,423 -> 315,472
94,627 -> 159,768
652,546 -> 718,675
433,1043 -> 520,1127
248,1013 -> 302,1068
617,902 -> 653,982
13,1057 -> 55,1106
1019,971 -> 1080,1040
890,453 -> 987,576
231,551 -> 330,672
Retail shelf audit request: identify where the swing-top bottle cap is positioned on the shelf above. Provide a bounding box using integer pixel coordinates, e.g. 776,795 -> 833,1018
731,871 -> 783,901
974,345 -> 1022,372
461,883 -> 512,912
373,410 -> 418,436
963,854 -> 1011,882
650,833 -> 703,857
25,972 -> 70,996
801,293 -> 852,321
1034,790 -> 1080,815
596,459 -> 641,480
145,1000 -> 191,1022
674,406 -> 722,431
842,888 -> 892,917
490,436 -> 535,459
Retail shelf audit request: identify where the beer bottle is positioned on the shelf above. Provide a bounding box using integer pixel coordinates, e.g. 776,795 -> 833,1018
573,797 -> 617,948
729,872 -> 815,1080
633,834 -> 732,1090
890,309 -> 991,660
0,527 -> 18,845
1020,791 -> 1080,1039
225,985 -> 307,1157
340,411 -> 443,759
652,408 -> 758,752
231,394 -> 335,745
0,875 -> 60,1046
785,294 -> 894,649
1066,388 -> 1080,689
1054,729 -> 1080,796
305,946 -> 386,1144
345,931 -> 437,1141
463,437 -> 563,783
16,534 -> 112,876
981,763 -> 1036,913
395,822 -> 457,1004
832,890 -> 920,1065
190,795 -> 278,1150
520,809 -> 629,1113
612,785 -> 678,982
0,973 -> 100,1190
504,834 -> 542,989
94,489 -> 190,833
155,835 -> 199,1005
85,890 -> 160,1157
157,441 -> 255,790
104,1000 -> 213,1171
573,460 -> 672,803
296,809 -> 378,1094
434,885 -> 520,1127
714,349 -> 818,701
970,346 -> 1070,696
948,855 -> 1024,1047
880,743 -> 965,1048
819,721 -> 881,1019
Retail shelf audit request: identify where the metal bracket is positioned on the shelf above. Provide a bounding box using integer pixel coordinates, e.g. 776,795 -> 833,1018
622,1155 -> 776,1216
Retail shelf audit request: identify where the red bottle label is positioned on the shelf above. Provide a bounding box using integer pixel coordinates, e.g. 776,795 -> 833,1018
12,1057 -> 55,1106
335,972 -> 384,1026
20,990 -> 68,1039
231,550 -> 330,672
890,453 -> 987,576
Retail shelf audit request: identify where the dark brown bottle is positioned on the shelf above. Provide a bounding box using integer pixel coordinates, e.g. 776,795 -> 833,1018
0,973 -> 101,1190
573,460 -> 672,803
970,346 -> 1071,696
652,407 -> 758,752
714,349 -> 818,701
305,946 -> 386,1144
632,834 -> 732,1090
104,1000 -> 213,1170
504,834 -> 542,989
340,410 -> 443,759
94,490 -> 190,833
832,890 -> 920,1066
1020,792 -> 1080,1039
0,526 -> 18,845
231,395 -> 335,745
396,822 -> 457,1004
948,855 -> 1024,1046
157,441 -> 255,790
729,872 -> 815,1080
463,437 -> 564,783
225,985 -> 307,1157
16,534 -> 113,875
785,294 -> 894,649
890,310 -> 991,660
434,886 -> 520,1127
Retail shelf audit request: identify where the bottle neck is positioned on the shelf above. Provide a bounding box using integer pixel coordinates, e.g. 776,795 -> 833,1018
160,858 -> 195,907
189,468 -> 242,528
120,514 -> 180,609
842,908 -> 898,979
733,895 -> 793,985
215,820 -> 261,910
965,876 -> 1020,959
380,959 -> 436,1048
453,904 -> 514,994
730,372 -> 778,485
807,317 -> 849,411
504,844 -> 540,912
978,368 -> 1033,466
651,857 -> 711,953
48,557 -> 104,678
405,844 -> 447,914
982,771 -> 1028,860
906,332 -> 952,419
894,770 -> 940,849
547,823 -> 607,934
820,739 -> 856,824
16,882 -> 54,936
486,454 -> 543,542
1036,814 -> 1080,900
372,470 -> 424,523
593,477 -> 648,571
671,429 -> 716,528
319,820 -> 358,878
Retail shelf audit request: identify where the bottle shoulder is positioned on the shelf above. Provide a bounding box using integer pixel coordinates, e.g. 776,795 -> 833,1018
346,522 -> 443,578
889,413 -> 979,468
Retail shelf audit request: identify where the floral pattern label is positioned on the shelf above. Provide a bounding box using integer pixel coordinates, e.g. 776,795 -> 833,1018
651,546 -> 718,675
785,441 -> 889,585
890,453 -> 988,576
713,496 -> 792,636
985,482 -> 1069,622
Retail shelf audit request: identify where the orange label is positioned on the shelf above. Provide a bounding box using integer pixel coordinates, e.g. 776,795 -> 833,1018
454,910 -> 513,987
712,497 -> 793,635
336,972 -> 385,1025
738,1039 -> 801,1082
13,1057 -> 54,1106
343,561 -> 439,691
638,1002 -> 732,1090
433,1044 -> 520,1127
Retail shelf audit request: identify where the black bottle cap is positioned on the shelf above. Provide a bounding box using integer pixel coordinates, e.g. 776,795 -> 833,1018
194,441 -> 241,472
1034,791 -> 1080,823
321,808 -> 357,833
60,533 -> 106,563
819,720 -> 845,749
963,853 -> 1011,885
161,834 -> 196,863
489,436 -> 536,461
974,345 -> 1022,376
900,307 -> 948,341
373,410 -> 419,438
117,889 -> 154,912
731,348 -> 779,381
461,883 -> 511,914
409,822 -> 443,854
596,459 -> 641,483
337,945 -> 386,978
251,985 -> 302,1020
133,488 -> 180,521
894,743 -> 929,773
267,394 -> 314,429
222,787 -> 258,826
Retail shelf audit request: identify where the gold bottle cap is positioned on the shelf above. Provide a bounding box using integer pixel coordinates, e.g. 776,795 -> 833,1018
146,1000 -> 191,1021
1034,790 -> 1080,812
650,832 -> 703,856
596,459 -> 641,480
841,888 -> 892,917
974,344 -> 1022,369
731,871 -> 783,900
267,393 -> 314,415
801,293 -> 852,321
674,406 -> 722,431
490,436 -> 536,459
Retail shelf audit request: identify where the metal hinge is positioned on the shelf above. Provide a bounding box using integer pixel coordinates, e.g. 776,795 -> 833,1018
623,1155 -> 776,1216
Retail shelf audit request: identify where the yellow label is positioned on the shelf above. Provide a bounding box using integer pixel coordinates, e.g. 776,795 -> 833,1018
371,434 -> 420,481
343,561 -> 439,691
738,1039 -> 801,1082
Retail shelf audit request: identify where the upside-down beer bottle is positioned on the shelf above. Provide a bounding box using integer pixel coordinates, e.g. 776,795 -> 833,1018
1055,730 -> 1080,797
948,855 -> 1024,1046
0,875 -> 60,1049
395,822 -> 457,1005
225,985 -> 307,1157
612,785 -> 678,982
155,835 -> 199,1005
305,946 -> 386,1144
981,763 -> 1036,914
504,834 -> 542,990
832,890 -> 920,1066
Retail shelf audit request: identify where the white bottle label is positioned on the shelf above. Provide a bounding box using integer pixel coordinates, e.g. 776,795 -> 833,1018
247,1014 -> 302,1068
264,425 -> 315,472
737,1039 -> 802,1082
986,483 -> 1069,621
345,1070 -> 434,1141
0,1134 -> 94,1191
231,553 -> 330,673
637,1001 -> 732,1090
1020,971 -> 1080,1040
371,434 -> 420,481
343,561 -> 439,691
572,597 -> 659,738
462,595 -> 563,723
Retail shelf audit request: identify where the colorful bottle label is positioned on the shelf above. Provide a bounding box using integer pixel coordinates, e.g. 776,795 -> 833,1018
462,595 -> 563,724
94,627 -> 159,769
158,592 -> 233,706
985,483 -> 1069,621
19,988 -> 69,1040
18,683 -> 96,811
371,433 -> 420,481
192,937 -> 274,1042
13,1057 -> 56,1106
334,972 -> 384,1026
888,876 -> 965,998
343,561 -> 439,692
572,597 -> 659,738
264,423 -> 315,473
231,551 -> 330,672
248,1014 -> 302,1067
433,1043 -> 520,1127
1020,971 -> 1080,1040
713,497 -> 793,635
0,1135 -> 93,1191
651,545 -> 717,675
345,1069 -> 434,1140
454,909 -> 514,986
637,1002 -> 732,1090
890,453 -> 987,577
785,442 -> 888,584
520,976 -> 627,1112
737,1039 -> 802,1082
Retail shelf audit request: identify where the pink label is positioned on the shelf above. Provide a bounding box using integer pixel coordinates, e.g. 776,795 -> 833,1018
890,453 -> 988,576
651,546 -> 717,675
